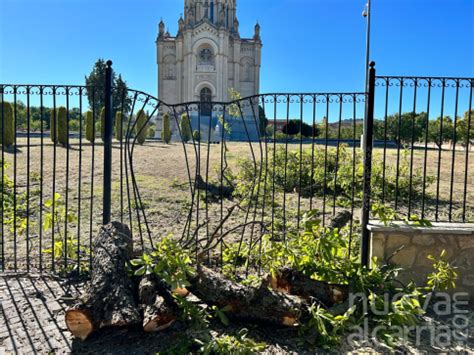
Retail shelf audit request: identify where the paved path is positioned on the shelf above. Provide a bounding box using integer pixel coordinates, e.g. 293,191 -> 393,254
0,274 -> 82,354
0,274 -> 199,354
2,274 -> 473,354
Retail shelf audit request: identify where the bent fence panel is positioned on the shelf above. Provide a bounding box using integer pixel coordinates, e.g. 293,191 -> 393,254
123,92 -> 367,277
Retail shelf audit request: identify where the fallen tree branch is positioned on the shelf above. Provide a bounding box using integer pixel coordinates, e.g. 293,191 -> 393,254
188,266 -> 305,326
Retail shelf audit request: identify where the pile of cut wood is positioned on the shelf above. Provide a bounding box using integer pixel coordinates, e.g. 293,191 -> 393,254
65,221 -> 349,341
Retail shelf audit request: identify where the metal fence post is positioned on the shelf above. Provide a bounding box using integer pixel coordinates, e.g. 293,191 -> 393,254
360,61 -> 376,267
103,60 -> 113,225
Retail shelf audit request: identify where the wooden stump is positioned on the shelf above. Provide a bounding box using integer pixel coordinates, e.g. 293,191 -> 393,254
65,222 -> 140,340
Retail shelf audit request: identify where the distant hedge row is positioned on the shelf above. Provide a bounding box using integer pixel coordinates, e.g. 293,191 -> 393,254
1,103 -> 153,147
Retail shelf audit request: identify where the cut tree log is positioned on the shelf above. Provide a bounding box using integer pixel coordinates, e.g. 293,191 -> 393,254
65,222 -> 140,340
138,275 -> 178,332
264,211 -> 351,307
189,266 -> 305,326
266,267 -> 349,307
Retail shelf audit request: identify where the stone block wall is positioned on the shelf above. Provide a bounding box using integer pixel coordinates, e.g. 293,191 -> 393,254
369,222 -> 474,301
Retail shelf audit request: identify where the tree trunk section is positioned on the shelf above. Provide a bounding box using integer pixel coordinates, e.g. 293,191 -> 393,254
189,266 -> 305,326
138,275 -> 178,332
266,267 -> 348,307
65,222 -> 140,340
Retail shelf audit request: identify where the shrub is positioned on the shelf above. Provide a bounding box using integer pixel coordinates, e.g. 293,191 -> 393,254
57,106 -> 68,146
193,129 -> 201,142
282,120 -> 299,135
115,111 -> 124,141
147,124 -> 156,139
135,109 -> 148,145
100,107 -> 105,141
85,111 -> 95,143
50,108 -> 58,144
0,102 -> 15,147
69,119 -> 80,133
180,113 -> 192,142
161,112 -> 171,144
230,145 -> 433,208
281,119 -> 316,137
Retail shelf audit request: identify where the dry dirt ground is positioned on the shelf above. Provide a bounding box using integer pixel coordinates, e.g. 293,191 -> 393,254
0,274 -> 473,354
1,138 -> 473,272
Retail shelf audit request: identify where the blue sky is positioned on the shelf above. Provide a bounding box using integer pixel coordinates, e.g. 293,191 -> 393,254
1,0 -> 473,99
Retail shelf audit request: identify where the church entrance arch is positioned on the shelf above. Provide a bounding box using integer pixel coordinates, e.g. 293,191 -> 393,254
200,87 -> 213,116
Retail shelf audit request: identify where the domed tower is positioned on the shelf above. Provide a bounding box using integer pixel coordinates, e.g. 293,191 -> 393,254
156,0 -> 262,140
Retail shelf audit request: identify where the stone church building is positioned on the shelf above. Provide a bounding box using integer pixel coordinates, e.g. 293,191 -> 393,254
155,0 -> 262,141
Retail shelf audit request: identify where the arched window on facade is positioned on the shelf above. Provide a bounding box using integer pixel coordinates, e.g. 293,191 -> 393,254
199,48 -> 214,66
200,87 -> 212,117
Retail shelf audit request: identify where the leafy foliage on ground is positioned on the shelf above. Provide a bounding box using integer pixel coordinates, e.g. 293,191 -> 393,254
128,206 -> 457,351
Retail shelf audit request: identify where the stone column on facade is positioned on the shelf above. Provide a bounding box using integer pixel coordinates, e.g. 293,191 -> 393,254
185,31 -> 194,102
221,34 -> 229,101
176,37 -> 184,103
233,40 -> 241,94
216,30 -> 225,101
254,43 -> 262,95
157,40 -> 164,100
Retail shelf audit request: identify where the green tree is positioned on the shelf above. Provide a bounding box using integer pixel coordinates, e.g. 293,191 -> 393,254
100,107 -> 106,141
85,111 -> 95,143
320,116 -> 329,138
161,112 -> 172,144
147,124 -> 156,139
193,129 -> 201,142
135,110 -> 148,145
373,120 -> 386,141
258,105 -> 268,137
458,109 -> 473,147
115,111 -> 124,141
300,121 -> 319,138
428,116 -> 454,148
179,113 -> 192,142
281,119 -> 316,137
282,120 -> 300,136
57,106 -> 68,146
50,108 -> 58,144
385,112 -> 427,145
84,59 -> 132,114
0,102 -> 15,147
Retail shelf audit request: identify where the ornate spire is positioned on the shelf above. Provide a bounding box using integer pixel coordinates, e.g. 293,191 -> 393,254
254,21 -> 261,41
177,15 -> 184,36
158,18 -> 165,37
233,17 -> 240,36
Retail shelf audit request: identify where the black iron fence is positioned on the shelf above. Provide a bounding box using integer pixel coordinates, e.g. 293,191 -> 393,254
0,63 -> 472,275
372,75 -> 473,223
